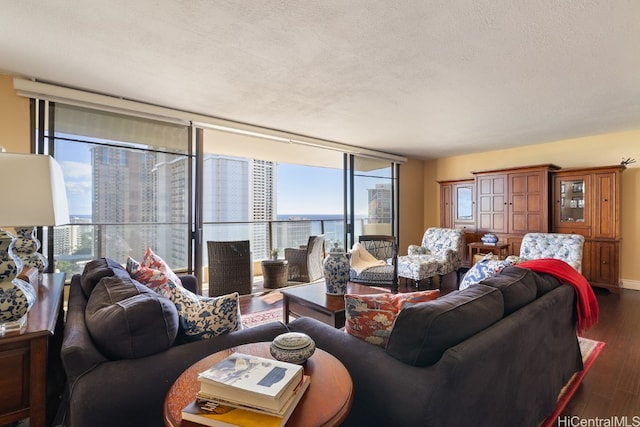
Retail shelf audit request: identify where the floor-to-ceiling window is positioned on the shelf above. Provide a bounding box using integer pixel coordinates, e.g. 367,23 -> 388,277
199,128 -> 345,285
346,156 -> 399,249
38,102 -> 192,277
28,92 -> 402,283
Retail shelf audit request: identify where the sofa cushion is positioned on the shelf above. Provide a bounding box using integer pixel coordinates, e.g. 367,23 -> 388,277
80,257 -> 128,298
386,284 -> 503,366
529,269 -> 563,297
344,290 -> 439,347
480,266 -> 537,315
85,275 -> 179,359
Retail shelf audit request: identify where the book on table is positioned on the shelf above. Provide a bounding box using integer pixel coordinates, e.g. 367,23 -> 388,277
182,375 -> 310,427
197,352 -> 304,413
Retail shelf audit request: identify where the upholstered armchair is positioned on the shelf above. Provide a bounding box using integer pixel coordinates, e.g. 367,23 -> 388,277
348,235 -> 399,292
285,235 -> 325,282
397,227 -> 464,287
519,232 -> 585,272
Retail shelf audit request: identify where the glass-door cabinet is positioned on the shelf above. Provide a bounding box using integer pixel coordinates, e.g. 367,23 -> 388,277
553,174 -> 591,233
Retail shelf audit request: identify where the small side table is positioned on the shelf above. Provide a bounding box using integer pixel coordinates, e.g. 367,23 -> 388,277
261,259 -> 289,289
468,242 -> 510,264
0,272 -> 65,427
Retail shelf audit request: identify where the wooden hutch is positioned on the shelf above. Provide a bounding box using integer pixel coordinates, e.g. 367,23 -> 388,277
439,163 -> 624,292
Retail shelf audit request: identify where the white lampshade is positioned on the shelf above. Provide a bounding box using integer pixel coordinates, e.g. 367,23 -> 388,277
0,153 -> 69,227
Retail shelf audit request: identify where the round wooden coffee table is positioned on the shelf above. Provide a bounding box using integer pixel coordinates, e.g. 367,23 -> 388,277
163,342 -> 353,427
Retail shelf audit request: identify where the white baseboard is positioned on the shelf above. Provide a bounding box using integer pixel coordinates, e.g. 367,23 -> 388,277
620,279 -> 640,291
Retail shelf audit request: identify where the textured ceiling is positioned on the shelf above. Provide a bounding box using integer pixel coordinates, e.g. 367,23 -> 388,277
1,0 -> 639,159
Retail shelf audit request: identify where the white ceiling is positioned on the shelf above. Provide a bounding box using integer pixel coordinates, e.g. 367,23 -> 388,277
1,0 -> 639,160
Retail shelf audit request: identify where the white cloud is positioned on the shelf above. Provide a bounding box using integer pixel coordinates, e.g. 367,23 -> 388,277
60,161 -> 92,180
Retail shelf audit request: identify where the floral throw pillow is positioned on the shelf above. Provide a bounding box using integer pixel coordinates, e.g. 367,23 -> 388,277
459,254 -> 521,290
168,283 -> 241,341
141,248 -> 183,287
345,290 -> 440,347
126,257 -> 174,298
127,248 -> 241,341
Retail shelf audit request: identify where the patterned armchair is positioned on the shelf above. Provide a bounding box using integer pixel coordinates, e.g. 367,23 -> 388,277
348,235 -> 399,292
285,235 -> 325,282
519,233 -> 585,272
397,227 -> 464,287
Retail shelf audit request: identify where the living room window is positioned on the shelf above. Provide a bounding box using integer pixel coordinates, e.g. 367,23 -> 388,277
30,97 -> 401,283
37,102 -> 192,277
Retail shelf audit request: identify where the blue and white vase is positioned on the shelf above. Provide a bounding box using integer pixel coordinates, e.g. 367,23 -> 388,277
323,249 -> 349,295
13,227 -> 48,273
0,277 -> 36,323
0,231 -> 36,323
0,231 -> 21,281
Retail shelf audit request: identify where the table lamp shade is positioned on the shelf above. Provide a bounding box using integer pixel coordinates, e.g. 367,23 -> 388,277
0,153 -> 69,227
0,153 -> 69,329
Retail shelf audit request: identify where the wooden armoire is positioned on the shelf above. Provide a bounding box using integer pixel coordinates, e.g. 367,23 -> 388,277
439,163 -> 624,292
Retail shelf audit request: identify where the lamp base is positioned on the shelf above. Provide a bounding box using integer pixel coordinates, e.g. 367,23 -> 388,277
13,226 -> 48,273
0,230 -> 21,281
0,278 -> 36,324
0,313 -> 27,336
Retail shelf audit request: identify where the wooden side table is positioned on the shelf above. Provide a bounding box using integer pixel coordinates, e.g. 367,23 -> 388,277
163,342 -> 353,427
0,272 -> 65,427
261,259 -> 289,289
467,242 -> 510,264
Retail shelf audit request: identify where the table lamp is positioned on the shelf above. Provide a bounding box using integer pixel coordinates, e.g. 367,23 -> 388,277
0,152 -> 69,332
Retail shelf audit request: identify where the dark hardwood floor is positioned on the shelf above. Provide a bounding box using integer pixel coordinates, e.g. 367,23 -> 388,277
563,287 -> 640,420
239,272 -> 640,421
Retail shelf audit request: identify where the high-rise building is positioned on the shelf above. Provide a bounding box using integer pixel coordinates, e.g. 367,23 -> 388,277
368,183 -> 392,224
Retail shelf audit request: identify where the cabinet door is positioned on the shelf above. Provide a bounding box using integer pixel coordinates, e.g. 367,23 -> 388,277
509,170 -> 547,233
452,181 -> 475,229
593,172 -> 617,239
476,174 -> 507,233
440,183 -> 453,228
553,173 -> 591,233
590,241 -> 618,287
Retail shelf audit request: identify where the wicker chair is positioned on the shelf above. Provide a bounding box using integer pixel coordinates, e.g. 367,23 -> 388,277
284,235 -> 325,282
207,240 -> 253,297
348,235 -> 399,292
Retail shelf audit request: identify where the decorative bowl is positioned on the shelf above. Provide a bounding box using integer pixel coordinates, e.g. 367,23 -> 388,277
270,332 -> 316,364
481,233 -> 499,244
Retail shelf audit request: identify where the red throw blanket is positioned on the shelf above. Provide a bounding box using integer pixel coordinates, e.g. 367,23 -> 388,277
515,258 -> 598,334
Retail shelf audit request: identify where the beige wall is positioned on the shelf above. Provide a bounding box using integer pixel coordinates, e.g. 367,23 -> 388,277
0,74 -> 30,152
398,158 -> 425,254
419,132 -> 640,287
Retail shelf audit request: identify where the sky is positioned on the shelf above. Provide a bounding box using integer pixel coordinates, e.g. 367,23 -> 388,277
55,139 -> 378,218
276,164 -> 343,215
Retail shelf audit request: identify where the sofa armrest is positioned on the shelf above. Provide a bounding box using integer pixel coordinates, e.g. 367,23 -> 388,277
408,245 -> 428,255
287,317 -> 439,426
67,321 -> 289,427
178,274 -> 199,294
61,275 -> 109,385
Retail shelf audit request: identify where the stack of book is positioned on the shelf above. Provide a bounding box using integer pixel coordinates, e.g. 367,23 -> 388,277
182,352 -> 310,427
